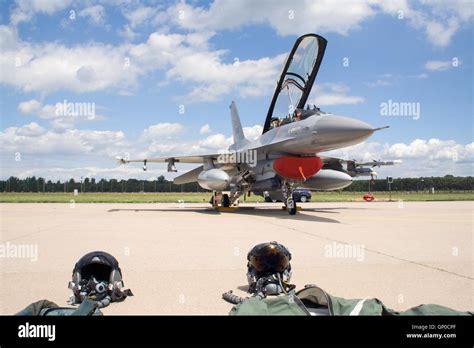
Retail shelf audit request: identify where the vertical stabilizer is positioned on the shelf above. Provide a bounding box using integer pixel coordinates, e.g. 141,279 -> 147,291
230,101 -> 249,148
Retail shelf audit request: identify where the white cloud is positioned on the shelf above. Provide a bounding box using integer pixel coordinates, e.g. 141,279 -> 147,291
325,138 -> 474,177
122,5 -> 159,28
14,122 -> 47,137
78,5 -> 106,26
0,119 -> 265,175
165,46 -> 286,102
18,99 -> 42,114
407,1 -> 474,47
199,124 -> 211,134
169,0 -> 376,36
310,83 -> 365,106
243,125 -> 263,141
362,0 -> 474,47
425,59 -> 460,71
198,125 -> 263,151
424,19 -> 459,47
0,26 -> 285,102
10,0 -> 72,25
0,25 -> 138,93
18,99 -> 58,119
387,139 -> 473,162
199,133 -> 232,151
0,123 -> 128,156
118,24 -> 138,40
17,99 -> 104,129
169,0 -> 474,47
6,2 -> 469,102
141,123 -> 184,141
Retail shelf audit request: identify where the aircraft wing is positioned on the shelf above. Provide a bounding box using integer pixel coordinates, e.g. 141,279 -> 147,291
116,153 -> 220,173
116,154 -> 218,164
117,133 -> 298,168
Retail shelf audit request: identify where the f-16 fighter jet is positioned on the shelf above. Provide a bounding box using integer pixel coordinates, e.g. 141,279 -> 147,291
118,34 -> 400,214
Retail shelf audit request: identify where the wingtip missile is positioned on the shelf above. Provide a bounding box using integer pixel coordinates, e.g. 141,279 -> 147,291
115,156 -> 128,165
354,159 -> 403,167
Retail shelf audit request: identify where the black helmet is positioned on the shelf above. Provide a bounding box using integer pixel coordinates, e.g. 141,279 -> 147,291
246,241 -> 294,295
68,251 -> 132,308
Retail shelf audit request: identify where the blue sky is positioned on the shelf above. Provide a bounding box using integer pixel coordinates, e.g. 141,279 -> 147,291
0,0 -> 473,180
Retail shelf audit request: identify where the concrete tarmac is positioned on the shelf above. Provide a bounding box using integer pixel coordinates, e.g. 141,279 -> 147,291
0,201 -> 472,314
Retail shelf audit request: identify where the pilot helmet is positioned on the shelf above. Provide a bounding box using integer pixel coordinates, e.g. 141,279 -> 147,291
246,241 -> 294,296
68,251 -> 132,308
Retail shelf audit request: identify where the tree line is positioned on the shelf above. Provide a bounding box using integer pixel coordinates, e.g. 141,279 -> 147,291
0,175 -> 472,193
0,176 -> 205,193
346,175 -> 473,192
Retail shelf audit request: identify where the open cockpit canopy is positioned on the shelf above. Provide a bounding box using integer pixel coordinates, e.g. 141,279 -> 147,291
263,34 -> 327,133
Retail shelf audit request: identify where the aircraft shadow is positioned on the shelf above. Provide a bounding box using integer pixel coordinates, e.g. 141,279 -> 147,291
226,207 -> 340,223
108,207 -> 340,223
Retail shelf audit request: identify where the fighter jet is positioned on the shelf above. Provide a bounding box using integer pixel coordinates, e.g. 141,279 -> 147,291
117,34 -> 400,214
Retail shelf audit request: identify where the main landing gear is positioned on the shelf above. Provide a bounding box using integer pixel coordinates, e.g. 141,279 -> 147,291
210,191 -> 238,210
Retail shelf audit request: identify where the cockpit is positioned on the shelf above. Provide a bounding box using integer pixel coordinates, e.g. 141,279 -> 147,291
263,34 -> 327,134
269,104 -> 324,130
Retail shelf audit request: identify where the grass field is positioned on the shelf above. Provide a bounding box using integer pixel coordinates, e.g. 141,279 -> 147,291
0,191 -> 473,203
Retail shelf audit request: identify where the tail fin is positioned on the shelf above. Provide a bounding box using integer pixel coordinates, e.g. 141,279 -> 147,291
230,101 -> 249,148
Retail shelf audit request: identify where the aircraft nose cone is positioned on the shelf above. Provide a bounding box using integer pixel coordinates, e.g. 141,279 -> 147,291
315,116 -> 375,148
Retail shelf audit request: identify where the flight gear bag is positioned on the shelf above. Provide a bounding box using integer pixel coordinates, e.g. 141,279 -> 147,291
230,285 -> 473,316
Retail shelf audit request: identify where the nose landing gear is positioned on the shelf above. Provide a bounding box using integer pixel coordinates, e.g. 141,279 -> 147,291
282,181 -> 298,215
286,197 -> 297,215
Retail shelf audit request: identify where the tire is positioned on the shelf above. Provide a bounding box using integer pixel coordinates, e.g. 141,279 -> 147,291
287,198 -> 297,215
264,196 -> 272,203
300,195 -> 308,203
221,194 -> 231,207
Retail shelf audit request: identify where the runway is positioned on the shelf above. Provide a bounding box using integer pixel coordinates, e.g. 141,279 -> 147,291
0,201 -> 472,314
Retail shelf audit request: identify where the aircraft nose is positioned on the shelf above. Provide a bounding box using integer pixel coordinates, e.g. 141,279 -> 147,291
315,115 -> 375,147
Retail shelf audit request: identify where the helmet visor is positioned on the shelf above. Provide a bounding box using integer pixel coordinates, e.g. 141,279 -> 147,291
249,244 -> 290,275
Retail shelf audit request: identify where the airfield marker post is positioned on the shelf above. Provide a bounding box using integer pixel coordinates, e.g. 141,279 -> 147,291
387,176 -> 393,202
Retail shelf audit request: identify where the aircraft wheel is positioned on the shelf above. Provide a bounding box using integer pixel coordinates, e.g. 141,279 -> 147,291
222,194 -> 231,208
287,198 -> 297,215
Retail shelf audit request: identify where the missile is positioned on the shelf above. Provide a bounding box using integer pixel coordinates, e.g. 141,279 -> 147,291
355,160 -> 402,167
